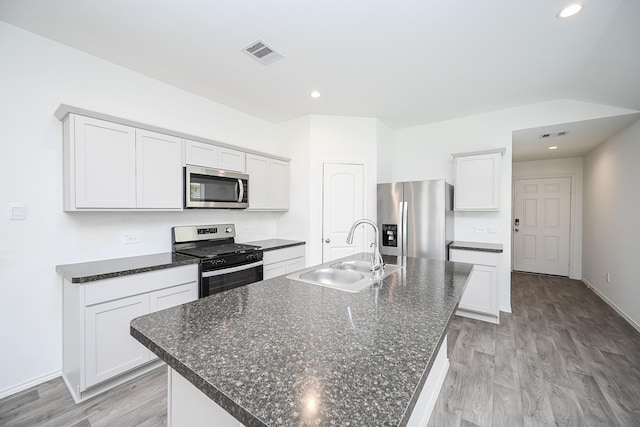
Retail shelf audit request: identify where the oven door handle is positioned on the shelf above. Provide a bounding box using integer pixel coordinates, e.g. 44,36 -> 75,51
202,260 -> 263,278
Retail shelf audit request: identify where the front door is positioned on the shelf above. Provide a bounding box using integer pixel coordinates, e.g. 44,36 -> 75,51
322,163 -> 364,262
513,177 -> 571,276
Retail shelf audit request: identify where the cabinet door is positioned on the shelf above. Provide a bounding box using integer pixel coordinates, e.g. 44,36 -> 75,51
74,116 -> 136,208
246,154 -> 269,209
264,262 -> 286,280
458,265 -> 497,315
269,159 -> 289,210
184,140 -> 218,169
136,129 -> 183,209
285,257 -> 305,273
219,147 -> 246,172
84,294 -> 150,388
454,152 -> 501,211
149,282 -> 198,312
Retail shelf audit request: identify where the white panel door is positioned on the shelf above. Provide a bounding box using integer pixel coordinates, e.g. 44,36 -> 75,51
74,116 -> 136,208
84,294 -> 150,388
513,177 -> 571,276
136,129 -> 183,209
322,163 -> 364,262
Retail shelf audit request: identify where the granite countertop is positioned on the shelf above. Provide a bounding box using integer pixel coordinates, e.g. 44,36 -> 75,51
449,241 -> 503,253
243,239 -> 305,251
56,252 -> 200,283
130,253 -> 472,426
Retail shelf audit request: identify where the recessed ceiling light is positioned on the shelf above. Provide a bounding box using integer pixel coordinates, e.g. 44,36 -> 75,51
549,146 -> 558,150
557,3 -> 583,18
310,90 -> 321,98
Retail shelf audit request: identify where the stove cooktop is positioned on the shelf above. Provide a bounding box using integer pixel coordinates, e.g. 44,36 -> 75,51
176,243 -> 260,259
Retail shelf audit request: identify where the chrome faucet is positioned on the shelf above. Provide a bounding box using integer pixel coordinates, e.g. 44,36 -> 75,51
346,219 -> 384,278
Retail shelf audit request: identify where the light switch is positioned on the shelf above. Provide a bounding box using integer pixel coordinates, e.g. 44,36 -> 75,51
9,203 -> 26,220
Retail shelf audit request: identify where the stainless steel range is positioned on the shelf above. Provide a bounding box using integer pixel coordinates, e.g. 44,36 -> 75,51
172,224 -> 263,297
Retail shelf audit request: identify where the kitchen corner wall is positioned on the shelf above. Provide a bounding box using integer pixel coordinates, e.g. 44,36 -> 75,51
0,22 -> 285,397
385,100 -> 639,315
583,119 -> 640,330
277,115 -> 381,266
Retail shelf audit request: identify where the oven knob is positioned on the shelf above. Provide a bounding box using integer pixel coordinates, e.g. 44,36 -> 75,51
226,227 -> 232,233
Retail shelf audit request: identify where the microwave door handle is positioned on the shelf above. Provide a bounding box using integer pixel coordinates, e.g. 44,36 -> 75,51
237,179 -> 244,203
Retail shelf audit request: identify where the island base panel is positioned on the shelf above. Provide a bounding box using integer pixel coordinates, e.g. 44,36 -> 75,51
168,368 -> 243,427
407,339 -> 449,427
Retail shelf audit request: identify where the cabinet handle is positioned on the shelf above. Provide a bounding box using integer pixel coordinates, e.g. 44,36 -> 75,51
324,238 -> 331,243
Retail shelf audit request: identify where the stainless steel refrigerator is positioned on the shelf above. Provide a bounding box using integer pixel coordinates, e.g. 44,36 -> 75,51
377,180 -> 454,261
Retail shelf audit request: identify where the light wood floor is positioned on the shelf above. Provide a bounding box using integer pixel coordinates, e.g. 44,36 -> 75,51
2,272 -> 640,426
429,272 -> 640,427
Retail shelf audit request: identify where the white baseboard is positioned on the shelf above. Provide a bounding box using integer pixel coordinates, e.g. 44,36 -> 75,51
499,304 -> 512,314
0,370 -> 61,400
582,278 -> 640,334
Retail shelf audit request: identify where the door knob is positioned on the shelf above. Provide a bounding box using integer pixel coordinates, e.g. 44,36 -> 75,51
324,238 -> 331,243
514,229 -> 519,232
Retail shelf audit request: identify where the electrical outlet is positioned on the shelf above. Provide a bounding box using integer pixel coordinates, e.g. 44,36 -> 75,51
606,272 -> 611,283
474,226 -> 486,233
123,233 -> 141,244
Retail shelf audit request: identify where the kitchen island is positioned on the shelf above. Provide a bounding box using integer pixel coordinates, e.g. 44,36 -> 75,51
130,254 -> 472,426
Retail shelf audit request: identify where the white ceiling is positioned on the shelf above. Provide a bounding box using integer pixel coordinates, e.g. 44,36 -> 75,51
1,0 -> 639,136
512,113 -> 640,162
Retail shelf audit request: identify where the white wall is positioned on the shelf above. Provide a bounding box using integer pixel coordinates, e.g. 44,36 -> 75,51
0,22 -> 287,397
513,157 -> 583,279
388,100 -> 638,314
583,119 -> 640,330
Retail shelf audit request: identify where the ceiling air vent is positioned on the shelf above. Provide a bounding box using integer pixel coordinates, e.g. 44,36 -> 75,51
242,39 -> 283,65
539,131 -> 569,139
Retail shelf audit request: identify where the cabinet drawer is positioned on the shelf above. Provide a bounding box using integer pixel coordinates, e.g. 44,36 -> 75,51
85,265 -> 198,306
263,245 -> 305,265
450,249 -> 499,267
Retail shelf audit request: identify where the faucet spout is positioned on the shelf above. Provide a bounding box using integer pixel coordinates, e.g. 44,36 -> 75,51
346,219 -> 384,278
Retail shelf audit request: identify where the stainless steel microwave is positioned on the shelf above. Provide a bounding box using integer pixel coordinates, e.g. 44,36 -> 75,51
184,166 -> 249,209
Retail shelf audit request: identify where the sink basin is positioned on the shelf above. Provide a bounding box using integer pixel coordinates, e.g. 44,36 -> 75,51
287,259 -> 402,293
299,268 -> 364,285
329,260 -> 373,274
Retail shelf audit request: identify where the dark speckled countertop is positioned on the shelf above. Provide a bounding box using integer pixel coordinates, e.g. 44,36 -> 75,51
130,253 -> 472,426
243,239 -> 305,251
56,252 -> 199,283
449,241 -> 503,253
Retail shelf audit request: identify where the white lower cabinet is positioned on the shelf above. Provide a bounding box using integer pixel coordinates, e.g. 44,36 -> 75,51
84,294 -> 151,388
450,248 -> 500,324
263,245 -> 306,280
62,264 -> 198,403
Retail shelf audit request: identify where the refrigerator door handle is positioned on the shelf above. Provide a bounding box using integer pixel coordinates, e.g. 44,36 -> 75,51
402,201 -> 408,257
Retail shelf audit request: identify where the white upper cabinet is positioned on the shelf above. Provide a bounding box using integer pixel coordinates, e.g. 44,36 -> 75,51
63,114 -> 183,210
219,147 -> 246,172
453,150 -> 502,211
136,129 -> 183,209
246,154 -> 289,210
184,140 -> 218,169
69,115 -> 137,209
184,140 -> 246,172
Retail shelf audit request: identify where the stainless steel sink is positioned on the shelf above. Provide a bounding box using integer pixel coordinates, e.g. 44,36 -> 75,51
299,268 -> 364,285
287,259 -> 402,293
329,260 -> 373,274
